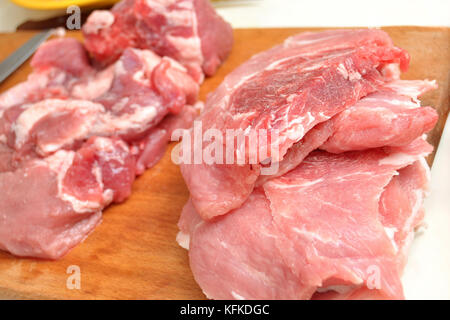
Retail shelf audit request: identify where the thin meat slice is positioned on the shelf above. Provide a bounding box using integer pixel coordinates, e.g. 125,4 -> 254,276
262,139 -> 432,300
321,80 -> 438,153
83,0 -> 233,82
180,189 -> 308,300
181,29 -> 410,220
0,136 -> 135,259
256,120 -> 335,185
313,158 -> 430,300
179,138 -> 432,299
257,79 -> 437,182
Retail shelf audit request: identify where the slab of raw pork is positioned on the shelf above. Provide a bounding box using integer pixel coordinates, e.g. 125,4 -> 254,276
178,138 -> 433,300
177,29 -> 439,300
83,0 -> 233,83
180,29 -> 413,220
0,37 -> 199,259
0,137 -> 135,259
0,37 -> 198,165
256,79 -> 437,185
320,80 -> 438,153
0,100 -> 197,259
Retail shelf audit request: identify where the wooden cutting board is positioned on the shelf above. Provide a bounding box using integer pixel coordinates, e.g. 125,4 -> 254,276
0,27 -> 448,299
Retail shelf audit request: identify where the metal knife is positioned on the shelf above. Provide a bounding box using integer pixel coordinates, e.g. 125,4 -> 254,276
0,29 -> 53,84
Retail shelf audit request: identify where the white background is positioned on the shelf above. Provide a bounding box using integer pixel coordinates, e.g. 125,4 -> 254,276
0,0 -> 448,299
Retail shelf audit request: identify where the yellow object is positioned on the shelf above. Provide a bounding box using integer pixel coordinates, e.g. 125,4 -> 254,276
10,0 -> 119,10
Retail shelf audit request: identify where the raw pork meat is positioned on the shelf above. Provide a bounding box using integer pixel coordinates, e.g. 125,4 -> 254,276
257,79 -> 438,184
83,0 -> 233,82
0,137 -> 135,259
320,80 -> 438,153
177,29 -> 439,300
0,37 -> 198,163
178,138 -> 432,300
0,102 -> 197,259
180,29 -> 411,220
0,0 -> 232,259
0,36 -> 200,258
133,103 -> 200,175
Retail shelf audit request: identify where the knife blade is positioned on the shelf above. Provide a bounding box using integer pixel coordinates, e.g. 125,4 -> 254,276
0,29 -> 53,84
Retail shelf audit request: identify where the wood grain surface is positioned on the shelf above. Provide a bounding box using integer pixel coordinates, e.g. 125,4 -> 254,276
0,27 -> 448,299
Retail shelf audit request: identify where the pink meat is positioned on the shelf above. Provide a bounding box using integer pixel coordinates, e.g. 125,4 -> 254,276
133,103 -> 199,174
312,158 -> 430,300
1,37 -> 198,110
0,136 -> 134,259
179,138 -> 432,299
0,39 -> 199,158
321,80 -> 438,153
83,0 -> 233,82
179,189 -> 308,299
255,79 -> 437,183
0,36 -> 200,259
94,47 -> 199,118
181,29 -> 410,220
31,37 -> 92,77
0,38 -> 105,109
378,159 -> 430,270
256,120 -> 335,185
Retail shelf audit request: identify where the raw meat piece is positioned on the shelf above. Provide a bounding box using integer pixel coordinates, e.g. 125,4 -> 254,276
94,47 -> 199,122
377,159 -> 430,270
178,189 -> 307,299
321,80 -> 438,153
312,158 -> 430,300
0,142 -> 14,172
0,38 -> 199,158
0,37 -> 198,114
11,99 -> 105,157
257,79 -> 437,183
0,35 -> 200,258
178,138 -> 432,299
180,29 -> 410,220
83,0 -> 233,82
0,38 -> 101,112
0,97 -> 198,171
133,103 -> 200,174
0,100 -> 196,259
256,120 -> 335,185
0,136 -> 135,259
31,37 -> 92,77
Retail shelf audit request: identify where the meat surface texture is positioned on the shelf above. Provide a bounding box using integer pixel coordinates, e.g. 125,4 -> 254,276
180,29 -> 414,220
0,37 -> 199,167
177,29 -> 438,300
1,0 -> 233,259
320,80 -> 438,153
83,0 -> 233,83
0,137 -> 134,259
179,139 -> 433,300
0,31 -> 203,258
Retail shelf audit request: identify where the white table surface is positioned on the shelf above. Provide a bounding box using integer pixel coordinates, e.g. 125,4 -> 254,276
0,0 -> 448,299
